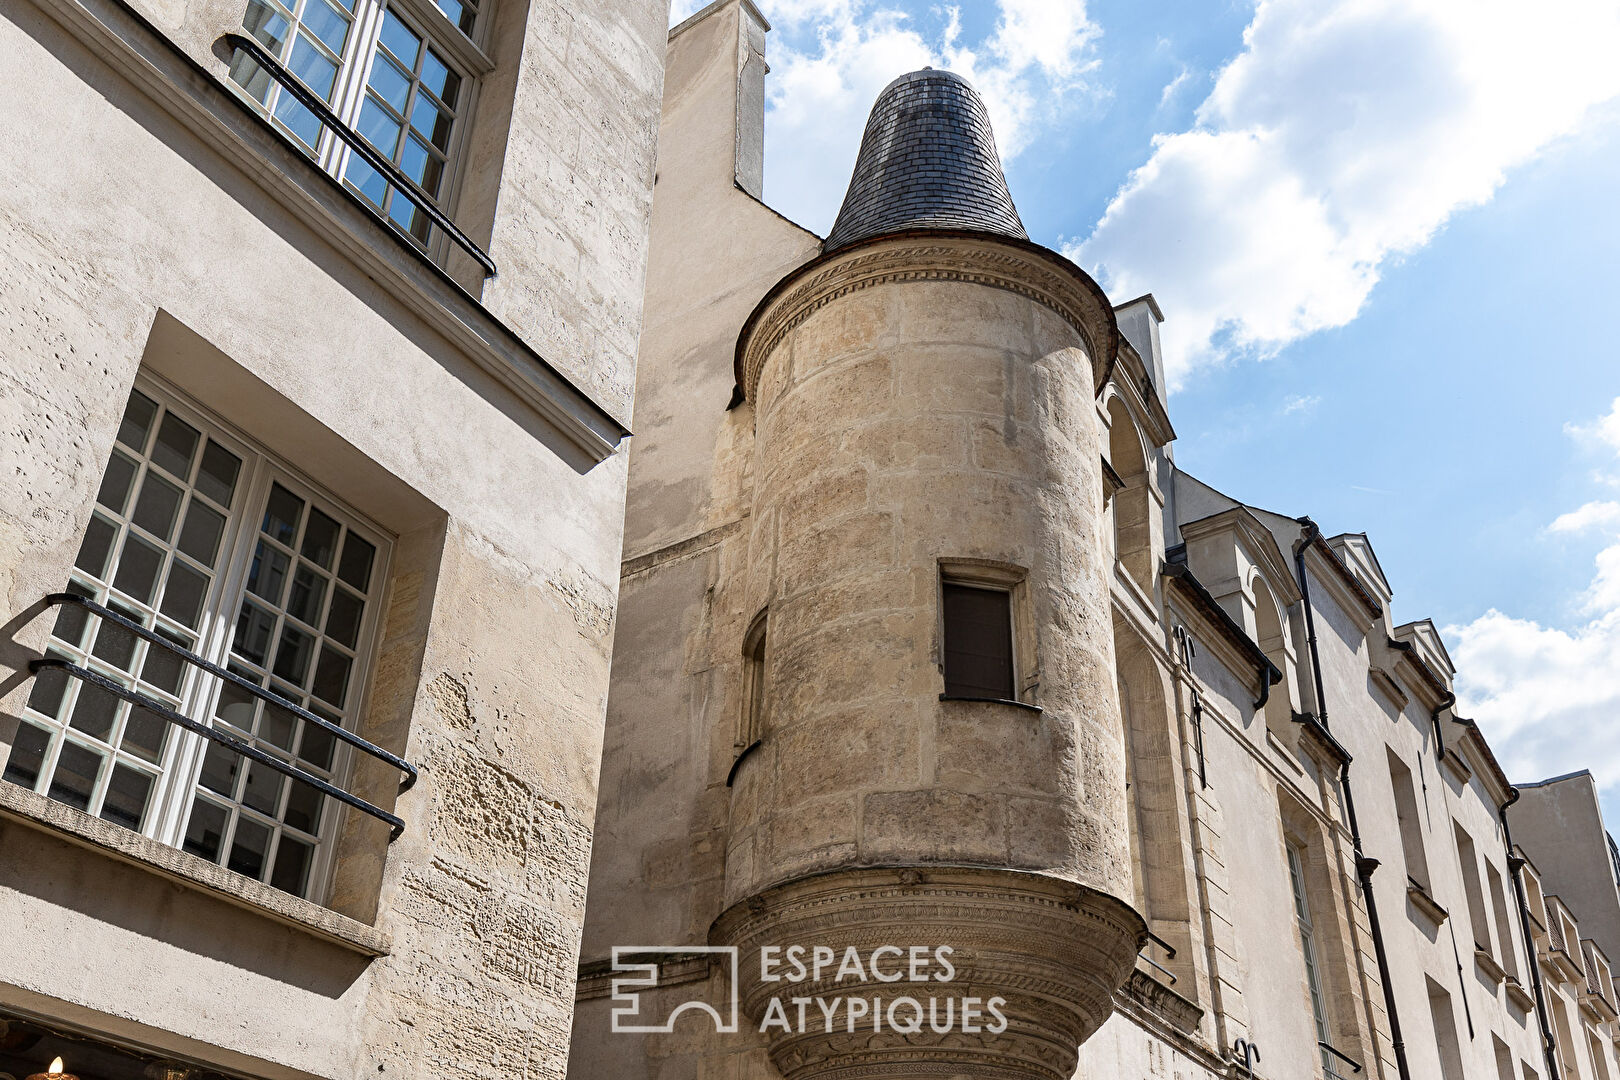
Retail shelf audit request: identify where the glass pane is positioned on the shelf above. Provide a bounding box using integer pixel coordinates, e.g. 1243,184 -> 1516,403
261,695 -> 299,750
228,817 -> 271,879
287,33 -> 339,99
47,741 -> 104,812
377,10 -> 420,66
434,0 -> 465,33
215,675 -> 259,732
287,565 -> 326,626
131,471 -> 184,541
89,602 -> 141,671
117,391 -> 158,452
272,624 -> 314,685
159,560 -> 210,629
26,658 -> 70,719
233,602 -> 277,666
241,0 -> 292,53
387,187 -> 418,232
68,682 -> 120,742
357,96 -> 404,155
178,500 -> 226,567
3,722 -> 52,790
273,93 -> 324,151
112,534 -> 164,604
50,583 -> 94,648
345,156 -> 388,207
262,483 -> 304,545
302,0 -> 350,55
270,834 -> 312,895
284,779 -> 322,833
301,508 -> 340,568
338,532 -> 375,591
139,627 -> 192,695
197,441 -> 241,507
325,587 -> 363,648
100,764 -> 154,831
199,742 -> 241,796
247,540 -> 291,605
229,50 -> 276,106
75,514 -> 118,579
97,451 -> 139,514
298,711 -> 337,770
420,50 -> 458,109
408,95 -> 453,156
311,646 -> 351,708
242,761 -> 283,815
182,797 -> 229,861
120,707 -> 169,764
151,412 -> 200,480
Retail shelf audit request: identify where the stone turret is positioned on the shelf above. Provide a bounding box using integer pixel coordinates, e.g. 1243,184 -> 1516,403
711,69 -> 1144,1080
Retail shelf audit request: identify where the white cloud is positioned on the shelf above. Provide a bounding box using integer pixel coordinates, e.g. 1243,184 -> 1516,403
748,0 -> 1101,234
1282,392 -> 1320,415
1548,500 -> 1620,534
1067,0 -> 1620,387
1449,401 -> 1620,811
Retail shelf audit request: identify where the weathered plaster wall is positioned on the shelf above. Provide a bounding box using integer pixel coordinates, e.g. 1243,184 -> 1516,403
0,0 -> 664,1072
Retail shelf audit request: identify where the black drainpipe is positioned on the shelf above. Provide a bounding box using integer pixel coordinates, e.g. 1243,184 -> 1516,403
1501,789 -> 1562,1080
1294,517 -> 1411,1080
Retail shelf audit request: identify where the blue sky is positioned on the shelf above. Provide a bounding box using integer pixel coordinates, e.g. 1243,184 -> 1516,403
671,0 -> 1620,821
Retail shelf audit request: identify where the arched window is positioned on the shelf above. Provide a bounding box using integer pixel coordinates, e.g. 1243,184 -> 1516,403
1105,398 -> 1153,594
739,610 -> 768,747
1251,576 -> 1294,738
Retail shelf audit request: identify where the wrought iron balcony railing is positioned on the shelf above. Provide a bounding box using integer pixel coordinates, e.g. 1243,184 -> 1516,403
29,592 -> 415,839
1320,1040 -> 1363,1079
218,31 -> 497,278
1137,929 -> 1178,985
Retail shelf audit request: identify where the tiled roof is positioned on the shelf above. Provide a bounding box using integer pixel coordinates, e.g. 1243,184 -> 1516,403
824,69 -> 1026,252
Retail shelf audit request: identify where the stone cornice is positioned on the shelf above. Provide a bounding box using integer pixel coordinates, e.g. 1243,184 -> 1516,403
734,230 -> 1119,405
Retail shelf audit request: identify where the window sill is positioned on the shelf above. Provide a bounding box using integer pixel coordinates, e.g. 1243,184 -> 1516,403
1406,881 -> 1449,928
1474,946 -> 1508,985
939,695 -> 1043,714
1504,976 -> 1536,1013
0,781 -> 390,957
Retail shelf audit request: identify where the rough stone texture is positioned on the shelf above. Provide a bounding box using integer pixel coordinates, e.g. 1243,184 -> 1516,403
0,0 -> 663,1074
824,68 -> 1026,252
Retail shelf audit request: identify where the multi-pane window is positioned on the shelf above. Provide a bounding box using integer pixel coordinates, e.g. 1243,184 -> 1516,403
1287,840 -> 1336,1077
4,382 -> 388,903
227,0 -> 477,251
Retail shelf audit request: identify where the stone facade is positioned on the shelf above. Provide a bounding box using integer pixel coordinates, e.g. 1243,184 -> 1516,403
0,0 -> 662,1073
568,6 -> 1620,1080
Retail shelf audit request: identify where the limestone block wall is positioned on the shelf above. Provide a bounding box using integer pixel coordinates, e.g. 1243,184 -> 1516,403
0,0 -> 663,1073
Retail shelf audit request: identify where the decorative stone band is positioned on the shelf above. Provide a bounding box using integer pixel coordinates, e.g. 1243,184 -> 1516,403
734,231 -> 1120,407
709,865 -> 1146,1080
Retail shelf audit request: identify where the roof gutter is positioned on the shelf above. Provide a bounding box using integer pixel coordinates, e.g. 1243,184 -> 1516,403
1501,788 -> 1562,1080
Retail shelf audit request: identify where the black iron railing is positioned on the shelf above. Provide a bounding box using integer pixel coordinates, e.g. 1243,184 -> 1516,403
219,31 -> 497,277
1138,929 -> 1178,985
31,592 -> 414,839
1320,1041 -> 1363,1078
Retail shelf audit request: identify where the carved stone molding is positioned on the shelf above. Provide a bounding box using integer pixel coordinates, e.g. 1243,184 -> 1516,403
735,233 -> 1119,405
710,866 -> 1145,1080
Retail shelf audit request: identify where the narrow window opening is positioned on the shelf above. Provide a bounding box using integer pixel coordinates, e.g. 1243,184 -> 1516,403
1388,750 -> 1431,891
740,610 -> 768,747
1288,838 -> 1335,1076
941,582 -> 1014,701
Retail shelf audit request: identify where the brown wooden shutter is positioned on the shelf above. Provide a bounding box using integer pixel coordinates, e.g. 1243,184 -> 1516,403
942,582 -> 1014,699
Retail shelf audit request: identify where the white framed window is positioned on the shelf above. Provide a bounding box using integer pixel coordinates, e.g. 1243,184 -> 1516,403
1287,839 -> 1336,1078
226,0 -> 482,254
4,378 -> 391,903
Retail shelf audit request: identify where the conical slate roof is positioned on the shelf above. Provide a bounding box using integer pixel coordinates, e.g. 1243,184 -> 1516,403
824,68 -> 1027,252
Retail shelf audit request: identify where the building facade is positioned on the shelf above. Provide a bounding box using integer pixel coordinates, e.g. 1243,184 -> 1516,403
0,0 -> 664,1071
567,5 -> 1620,1080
